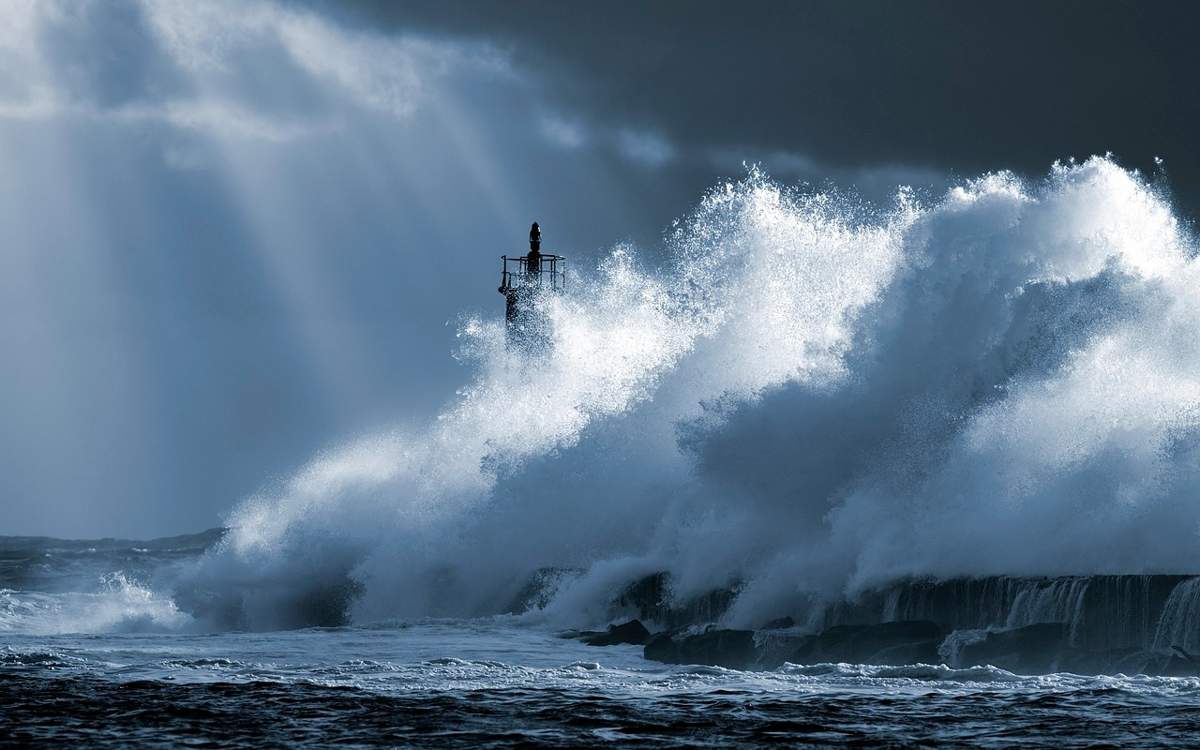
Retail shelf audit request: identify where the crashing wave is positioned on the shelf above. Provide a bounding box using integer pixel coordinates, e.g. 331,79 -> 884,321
175,156 -> 1199,634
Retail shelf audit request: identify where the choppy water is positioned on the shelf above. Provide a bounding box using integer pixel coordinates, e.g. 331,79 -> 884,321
2,539 -> 1199,748
7,621 -> 1200,748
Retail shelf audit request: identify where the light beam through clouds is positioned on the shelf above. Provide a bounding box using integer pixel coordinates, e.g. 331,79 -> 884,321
0,0 -> 946,539
0,0 -> 655,536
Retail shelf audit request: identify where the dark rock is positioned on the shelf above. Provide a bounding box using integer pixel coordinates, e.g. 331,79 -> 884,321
1101,648 -> 1200,677
1173,645 -> 1200,662
672,588 -> 740,629
506,567 -> 582,614
826,575 -> 1192,655
558,629 -> 602,640
869,639 -> 942,665
1157,655 -> 1199,676
583,619 -> 652,647
643,631 -> 680,663
614,572 -> 740,629
626,573 -> 1200,676
958,623 -> 1068,673
646,620 -> 948,671
1052,646 -> 1128,675
793,621 -> 945,665
755,632 -> 816,670
643,628 -> 758,669
616,573 -> 669,620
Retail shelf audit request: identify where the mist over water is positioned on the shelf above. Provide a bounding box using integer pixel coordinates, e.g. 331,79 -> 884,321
183,156 -> 1200,632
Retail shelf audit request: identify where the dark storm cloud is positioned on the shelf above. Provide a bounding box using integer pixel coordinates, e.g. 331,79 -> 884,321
319,0 -> 1200,212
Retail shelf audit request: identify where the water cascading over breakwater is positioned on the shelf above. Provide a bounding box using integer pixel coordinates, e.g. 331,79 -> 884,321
181,156 -> 1200,635
825,575 -> 1193,652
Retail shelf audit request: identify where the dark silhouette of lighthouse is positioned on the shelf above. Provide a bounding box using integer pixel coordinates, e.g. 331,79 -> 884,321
498,222 -> 566,348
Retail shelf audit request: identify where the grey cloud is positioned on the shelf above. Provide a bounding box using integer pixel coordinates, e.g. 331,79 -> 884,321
323,0 -> 1200,214
35,0 -> 187,108
616,128 -> 675,168
2,0 -> 515,143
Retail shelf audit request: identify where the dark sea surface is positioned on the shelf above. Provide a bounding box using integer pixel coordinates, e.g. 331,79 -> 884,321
4,535 -> 1200,748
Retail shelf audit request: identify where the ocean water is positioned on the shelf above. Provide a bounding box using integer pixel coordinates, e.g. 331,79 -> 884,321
9,624 -> 1200,748
4,540 -> 1200,748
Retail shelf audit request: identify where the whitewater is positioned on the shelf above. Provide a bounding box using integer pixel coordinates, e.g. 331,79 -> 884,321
6,157 -> 1200,747
189,155 -> 1200,631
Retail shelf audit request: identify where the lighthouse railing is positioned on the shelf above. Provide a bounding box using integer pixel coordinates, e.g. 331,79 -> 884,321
500,254 -> 566,292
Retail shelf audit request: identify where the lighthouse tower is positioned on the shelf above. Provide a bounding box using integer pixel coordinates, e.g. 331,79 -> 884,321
498,222 -> 566,348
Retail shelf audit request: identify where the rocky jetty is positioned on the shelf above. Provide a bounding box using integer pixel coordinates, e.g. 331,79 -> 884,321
824,575 -> 1192,652
535,571 -> 1200,676
646,621 -> 945,671
644,628 -> 757,669
512,568 -> 1200,675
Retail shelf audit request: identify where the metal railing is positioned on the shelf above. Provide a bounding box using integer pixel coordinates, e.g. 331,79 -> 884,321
499,253 -> 566,292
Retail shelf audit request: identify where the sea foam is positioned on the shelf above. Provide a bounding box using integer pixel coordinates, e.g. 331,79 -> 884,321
184,157 -> 1200,631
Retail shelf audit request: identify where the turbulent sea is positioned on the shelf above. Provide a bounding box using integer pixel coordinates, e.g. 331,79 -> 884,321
4,537 -> 1200,748
6,159 -> 1200,745
6,0 -> 1200,743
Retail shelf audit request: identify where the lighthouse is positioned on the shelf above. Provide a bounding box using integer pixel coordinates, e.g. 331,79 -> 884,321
498,222 -> 566,348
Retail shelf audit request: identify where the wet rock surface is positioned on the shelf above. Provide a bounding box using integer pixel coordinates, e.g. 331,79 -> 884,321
793,621 -> 946,666
957,623 -> 1068,674
644,628 -> 757,669
642,617 -> 1200,676
646,621 -> 948,671
613,573 -> 740,630
527,570 -> 1200,676
581,619 -> 652,647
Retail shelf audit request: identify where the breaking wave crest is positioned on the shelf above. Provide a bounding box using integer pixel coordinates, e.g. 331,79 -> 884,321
182,156 -> 1200,631
1,573 -> 192,635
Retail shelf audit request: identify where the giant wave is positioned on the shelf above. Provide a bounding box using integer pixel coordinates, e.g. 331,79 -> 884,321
177,156 -> 1200,635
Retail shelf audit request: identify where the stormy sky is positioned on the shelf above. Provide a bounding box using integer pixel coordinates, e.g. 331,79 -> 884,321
2,0 -> 1197,538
